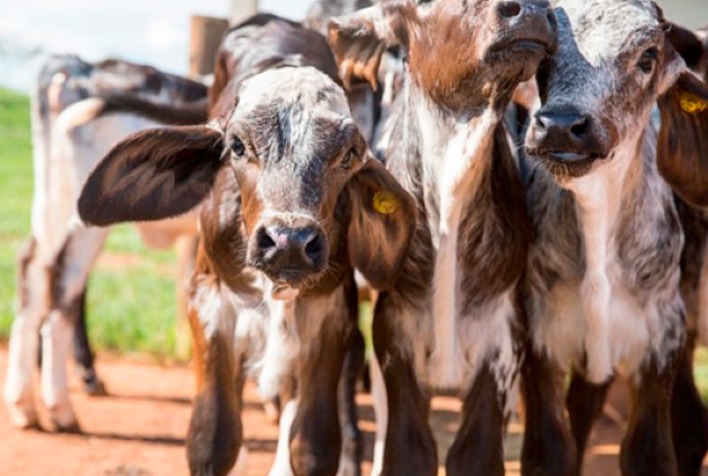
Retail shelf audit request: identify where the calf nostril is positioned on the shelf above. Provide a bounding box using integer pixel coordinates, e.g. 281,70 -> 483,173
258,228 -> 277,250
498,1 -> 522,18
570,118 -> 590,136
304,234 -> 323,260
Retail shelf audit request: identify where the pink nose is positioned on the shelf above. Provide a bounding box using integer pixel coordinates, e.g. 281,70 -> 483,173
274,233 -> 289,250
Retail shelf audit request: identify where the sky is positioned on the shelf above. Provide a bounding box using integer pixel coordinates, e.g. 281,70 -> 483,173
0,0 -> 312,92
0,0 -> 705,92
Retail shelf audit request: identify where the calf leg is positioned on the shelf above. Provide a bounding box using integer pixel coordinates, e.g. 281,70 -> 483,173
521,348 -> 578,476
370,353 -> 387,476
671,337 -> 708,476
289,286 -> 358,476
565,371 -> 612,462
71,285 -> 106,396
446,362 -> 506,476
41,227 -> 108,431
4,238 -> 44,429
620,356 -> 679,476
187,305 -> 243,476
373,295 -> 437,476
338,326 -> 365,476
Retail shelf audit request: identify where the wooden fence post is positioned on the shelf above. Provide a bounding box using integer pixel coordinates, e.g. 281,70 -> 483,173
188,15 -> 229,77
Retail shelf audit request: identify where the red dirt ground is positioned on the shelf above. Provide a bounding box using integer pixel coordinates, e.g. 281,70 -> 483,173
2,348 -> 707,475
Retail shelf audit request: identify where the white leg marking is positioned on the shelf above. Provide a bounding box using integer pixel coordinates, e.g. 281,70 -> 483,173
40,309 -> 77,429
370,354 -> 388,476
4,258 -> 48,428
270,399 -> 297,476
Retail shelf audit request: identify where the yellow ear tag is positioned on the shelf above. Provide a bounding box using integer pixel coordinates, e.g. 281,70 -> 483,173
373,190 -> 398,215
680,93 -> 707,114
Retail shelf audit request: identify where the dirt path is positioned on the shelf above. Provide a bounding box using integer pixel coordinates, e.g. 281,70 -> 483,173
2,349 -> 706,475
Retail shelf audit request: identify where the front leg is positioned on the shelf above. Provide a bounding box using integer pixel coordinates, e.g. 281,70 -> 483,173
620,355 -> 679,476
288,284 -> 358,476
373,295 -> 437,476
565,371 -> 612,462
671,336 -> 708,476
290,294 -> 353,476
187,303 -> 243,476
338,325 -> 365,476
446,361 -> 506,476
520,346 -> 578,476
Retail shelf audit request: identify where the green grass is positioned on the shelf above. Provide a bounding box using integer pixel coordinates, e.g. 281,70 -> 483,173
0,87 -> 179,359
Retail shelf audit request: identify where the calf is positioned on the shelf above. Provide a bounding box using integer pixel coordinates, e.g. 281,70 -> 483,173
328,0 -> 556,474
5,55 -> 207,431
521,1 -> 708,474
78,17 -> 415,476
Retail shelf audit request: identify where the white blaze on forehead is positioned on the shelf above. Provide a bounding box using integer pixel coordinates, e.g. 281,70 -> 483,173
557,0 -> 660,66
237,67 -> 351,118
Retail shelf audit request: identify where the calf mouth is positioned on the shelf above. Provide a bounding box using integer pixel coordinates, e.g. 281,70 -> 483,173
526,148 -> 604,179
488,37 -> 551,56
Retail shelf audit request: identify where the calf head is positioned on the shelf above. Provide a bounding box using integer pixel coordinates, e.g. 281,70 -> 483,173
78,67 -> 416,297
328,0 -> 556,111
525,0 -> 708,206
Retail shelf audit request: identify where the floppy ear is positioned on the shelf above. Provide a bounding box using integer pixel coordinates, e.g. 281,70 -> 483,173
657,72 -> 708,208
665,22 -> 704,71
327,6 -> 401,91
78,125 -> 224,226
347,159 -> 416,290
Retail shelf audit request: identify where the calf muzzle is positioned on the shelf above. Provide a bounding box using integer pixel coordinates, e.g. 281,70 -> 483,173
250,220 -> 328,283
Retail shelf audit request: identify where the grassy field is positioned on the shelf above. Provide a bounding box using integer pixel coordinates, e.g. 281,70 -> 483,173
0,87 -> 180,359
1,86 -> 708,399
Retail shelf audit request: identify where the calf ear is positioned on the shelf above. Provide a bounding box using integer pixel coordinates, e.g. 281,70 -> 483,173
657,72 -> 708,208
665,22 -> 704,71
78,125 -> 224,226
327,6 -> 401,91
347,159 -> 416,290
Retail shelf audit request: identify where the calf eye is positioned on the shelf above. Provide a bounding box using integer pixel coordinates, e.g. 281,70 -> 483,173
341,148 -> 357,170
637,47 -> 658,74
418,0 -> 433,5
231,137 -> 245,157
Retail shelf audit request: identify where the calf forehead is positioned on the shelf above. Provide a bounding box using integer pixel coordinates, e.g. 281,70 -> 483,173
557,0 -> 660,65
235,68 -> 354,160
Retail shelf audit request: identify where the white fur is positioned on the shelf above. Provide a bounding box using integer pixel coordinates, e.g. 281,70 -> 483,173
270,400 -> 298,476
415,96 -> 505,390
256,296 -> 298,399
370,353 -> 387,476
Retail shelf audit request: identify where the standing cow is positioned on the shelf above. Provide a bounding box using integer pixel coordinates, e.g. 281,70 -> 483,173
521,1 -> 708,474
328,0 -> 556,474
77,17 -> 416,476
5,55 -> 207,432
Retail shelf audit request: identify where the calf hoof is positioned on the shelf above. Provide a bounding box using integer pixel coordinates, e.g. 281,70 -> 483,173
84,376 -> 108,397
6,401 -> 39,430
47,402 -> 80,433
53,420 -> 83,434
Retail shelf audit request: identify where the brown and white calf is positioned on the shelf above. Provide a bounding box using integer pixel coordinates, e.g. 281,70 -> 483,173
328,0 -> 556,474
78,17 -> 415,476
521,1 -> 708,474
5,55 -> 207,432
